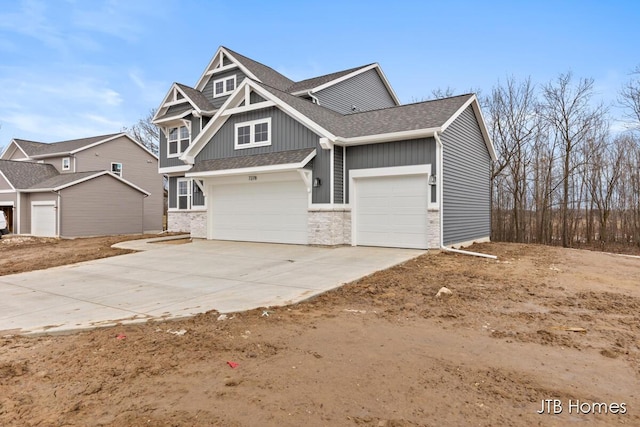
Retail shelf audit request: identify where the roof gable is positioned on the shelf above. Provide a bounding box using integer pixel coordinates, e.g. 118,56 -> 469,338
0,140 -> 30,160
194,46 -> 294,92
153,83 -> 215,123
23,170 -> 150,194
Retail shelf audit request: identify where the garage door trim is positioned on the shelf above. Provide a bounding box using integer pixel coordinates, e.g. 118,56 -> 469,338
350,164 -> 431,248
31,201 -> 57,237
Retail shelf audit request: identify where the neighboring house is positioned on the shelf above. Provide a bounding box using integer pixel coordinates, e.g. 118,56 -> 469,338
0,133 -> 163,237
154,46 -> 496,249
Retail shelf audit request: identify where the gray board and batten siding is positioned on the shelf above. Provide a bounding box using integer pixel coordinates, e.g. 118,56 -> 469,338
334,147 -> 344,204
441,106 -> 491,246
344,138 -> 437,203
314,68 -> 396,115
159,115 -> 203,168
194,107 -> 331,204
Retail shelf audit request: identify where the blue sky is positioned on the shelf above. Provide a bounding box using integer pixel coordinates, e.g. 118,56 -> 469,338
0,0 -> 638,146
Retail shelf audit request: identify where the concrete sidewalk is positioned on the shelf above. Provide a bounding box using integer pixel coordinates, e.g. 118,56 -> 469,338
0,240 -> 425,335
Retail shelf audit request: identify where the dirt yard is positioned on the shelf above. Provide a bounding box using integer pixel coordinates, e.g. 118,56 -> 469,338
1,238 -> 639,426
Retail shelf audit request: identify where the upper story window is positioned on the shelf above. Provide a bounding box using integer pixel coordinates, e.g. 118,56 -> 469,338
234,118 -> 271,150
168,125 -> 190,157
62,157 -> 70,171
111,162 -> 123,177
213,75 -> 236,98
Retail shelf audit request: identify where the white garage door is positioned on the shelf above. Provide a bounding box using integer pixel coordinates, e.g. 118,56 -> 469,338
355,174 -> 428,249
31,203 -> 57,237
210,178 -> 308,244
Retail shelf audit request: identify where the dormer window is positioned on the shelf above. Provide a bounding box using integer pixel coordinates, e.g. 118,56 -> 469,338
168,125 -> 190,157
213,75 -> 236,98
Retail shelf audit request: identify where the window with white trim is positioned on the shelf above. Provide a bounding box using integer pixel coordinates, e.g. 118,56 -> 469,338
111,162 -> 123,177
213,75 -> 236,98
176,178 -> 205,210
234,118 -> 271,149
62,157 -> 70,171
167,125 -> 190,157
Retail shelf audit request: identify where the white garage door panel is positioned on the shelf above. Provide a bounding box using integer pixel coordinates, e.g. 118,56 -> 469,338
356,174 -> 428,249
211,179 -> 308,244
31,204 -> 56,237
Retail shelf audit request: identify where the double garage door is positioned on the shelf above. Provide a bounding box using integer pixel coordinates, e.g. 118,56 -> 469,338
208,175 -> 308,244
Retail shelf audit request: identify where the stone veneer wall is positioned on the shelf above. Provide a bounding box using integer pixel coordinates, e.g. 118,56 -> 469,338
167,211 -> 207,238
426,209 -> 441,249
307,208 -> 351,246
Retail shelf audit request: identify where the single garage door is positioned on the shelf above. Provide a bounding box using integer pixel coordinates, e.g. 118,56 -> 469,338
355,174 -> 428,249
210,178 -> 308,244
31,202 -> 57,237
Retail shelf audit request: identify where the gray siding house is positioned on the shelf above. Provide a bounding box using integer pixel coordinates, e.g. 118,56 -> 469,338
0,133 -> 162,237
154,46 -> 496,249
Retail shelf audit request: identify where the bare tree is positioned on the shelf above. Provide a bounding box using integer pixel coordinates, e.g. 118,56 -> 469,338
542,72 -> 606,247
122,109 -> 159,155
619,65 -> 640,128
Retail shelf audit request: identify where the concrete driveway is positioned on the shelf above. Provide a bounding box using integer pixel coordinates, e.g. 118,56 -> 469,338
0,240 -> 425,335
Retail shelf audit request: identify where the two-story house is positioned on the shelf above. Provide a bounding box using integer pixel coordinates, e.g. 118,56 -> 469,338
154,46 -> 496,249
0,133 -> 162,237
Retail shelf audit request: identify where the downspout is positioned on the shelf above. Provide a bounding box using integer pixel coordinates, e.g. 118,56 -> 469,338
307,91 -> 320,105
142,193 -> 149,234
434,131 -> 497,260
52,190 -> 61,237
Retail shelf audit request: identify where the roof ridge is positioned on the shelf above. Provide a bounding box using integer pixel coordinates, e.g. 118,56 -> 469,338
291,63 -> 374,85
344,93 -> 474,116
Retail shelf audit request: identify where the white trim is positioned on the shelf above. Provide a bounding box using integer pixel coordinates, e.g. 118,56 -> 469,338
30,201 -> 56,206
159,164 -> 192,174
195,47 -> 261,92
164,99 -> 190,107
1,140 -> 30,160
212,75 -> 237,98
0,190 -> 16,194
187,149 -> 316,179
0,171 -> 16,190
342,145 -> 346,202
335,127 -> 441,146
329,145 -> 334,204
207,62 -> 238,75
153,110 -> 192,124
0,201 -> 14,206
440,95 -> 497,161
62,157 -> 71,171
221,100 -> 276,116
111,162 -> 123,177
177,177 -> 191,210
22,171 -> 150,195
167,124 -> 190,158
234,117 -> 271,150
349,164 -> 431,247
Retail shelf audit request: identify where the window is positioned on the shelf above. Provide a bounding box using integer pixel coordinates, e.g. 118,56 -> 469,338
167,125 -> 190,157
176,178 -> 205,210
111,162 -> 123,177
234,118 -> 271,149
213,75 -> 236,98
62,157 -> 70,171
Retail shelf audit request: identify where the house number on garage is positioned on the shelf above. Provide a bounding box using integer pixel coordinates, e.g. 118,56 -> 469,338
249,176 -> 257,181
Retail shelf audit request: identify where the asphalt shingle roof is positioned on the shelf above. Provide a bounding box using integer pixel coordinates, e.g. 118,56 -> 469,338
258,82 -> 473,139
27,171 -> 103,190
0,159 -> 59,189
223,47 -> 294,92
176,83 -> 215,112
191,148 -> 315,173
286,64 -> 374,94
13,133 -> 121,157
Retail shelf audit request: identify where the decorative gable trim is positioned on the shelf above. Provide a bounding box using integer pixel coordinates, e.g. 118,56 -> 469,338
290,63 -> 401,106
181,79 -> 337,164
153,83 -> 215,123
195,46 -> 260,92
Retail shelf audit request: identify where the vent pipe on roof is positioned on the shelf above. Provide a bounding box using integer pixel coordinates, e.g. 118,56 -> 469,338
433,131 -> 497,260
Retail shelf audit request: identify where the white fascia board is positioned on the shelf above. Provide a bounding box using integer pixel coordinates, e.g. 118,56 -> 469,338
153,110 -> 192,124
374,64 -> 401,106
304,64 -> 378,95
153,83 -> 181,122
29,151 -> 72,159
205,62 -> 238,75
51,171 -> 151,195
440,95 -> 497,162
1,140 -> 30,160
159,164 -> 192,174
221,100 -> 276,116
66,133 -> 159,160
0,171 -> 16,190
194,47 -> 260,92
335,127 -> 441,146
187,149 -> 316,178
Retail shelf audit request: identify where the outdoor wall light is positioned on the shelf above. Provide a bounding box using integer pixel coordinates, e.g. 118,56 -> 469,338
428,175 -> 437,185
313,178 -> 322,187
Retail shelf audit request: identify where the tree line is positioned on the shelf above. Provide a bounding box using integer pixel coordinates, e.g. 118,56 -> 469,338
485,68 -> 640,250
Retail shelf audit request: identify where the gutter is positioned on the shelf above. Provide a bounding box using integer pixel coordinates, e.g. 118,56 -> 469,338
434,131 -> 497,260
307,91 -> 320,105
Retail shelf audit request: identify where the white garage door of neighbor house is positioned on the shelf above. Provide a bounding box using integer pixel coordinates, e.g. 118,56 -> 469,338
355,174 -> 428,249
210,178 -> 308,244
31,203 -> 57,237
